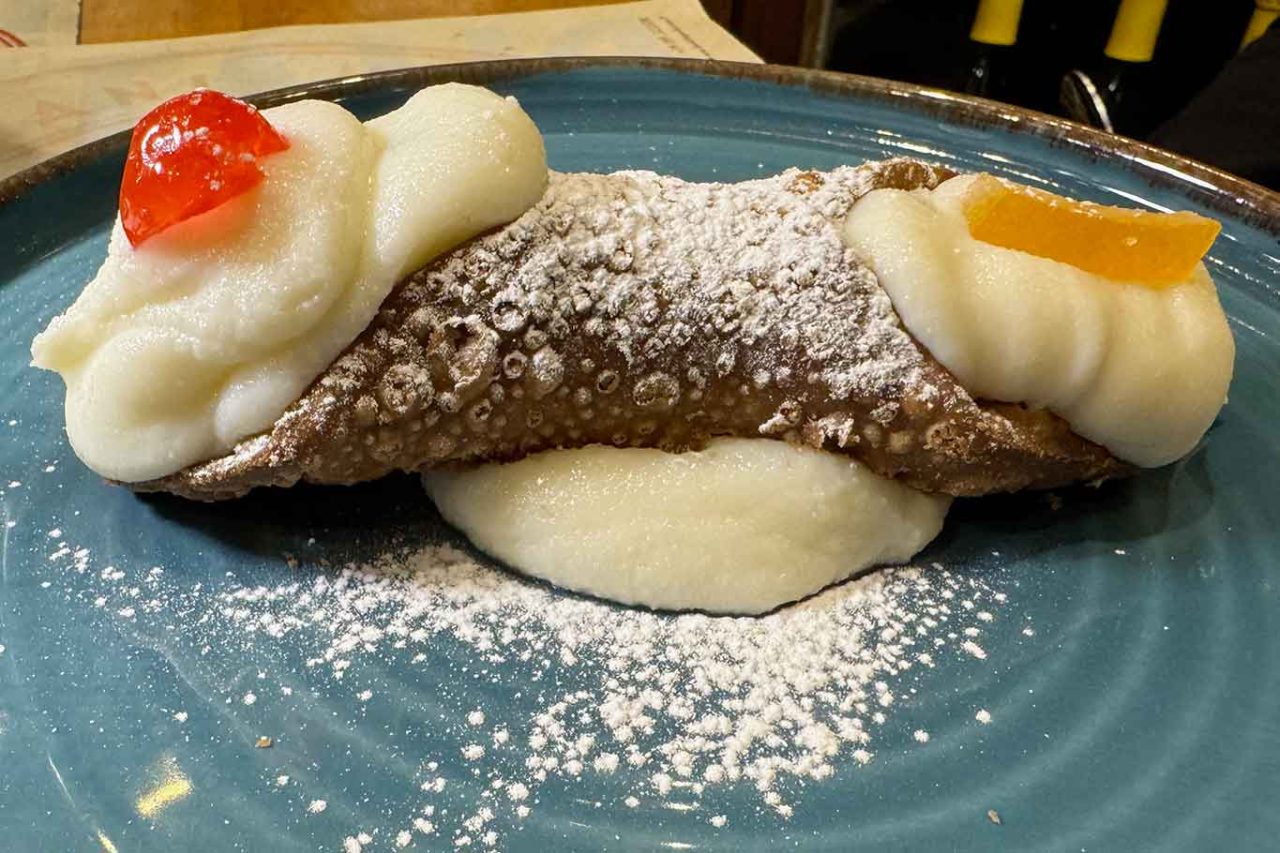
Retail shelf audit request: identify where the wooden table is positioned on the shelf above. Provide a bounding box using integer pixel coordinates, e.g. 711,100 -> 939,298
68,0 -> 822,66
77,0 -> 632,44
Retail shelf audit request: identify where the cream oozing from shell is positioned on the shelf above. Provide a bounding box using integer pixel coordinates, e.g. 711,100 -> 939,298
425,438 -> 951,615
32,84 -> 548,482
842,174 -> 1235,467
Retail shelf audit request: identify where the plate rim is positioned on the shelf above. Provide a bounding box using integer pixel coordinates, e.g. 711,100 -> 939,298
2,55 -> 1278,851
1,56 -> 1277,234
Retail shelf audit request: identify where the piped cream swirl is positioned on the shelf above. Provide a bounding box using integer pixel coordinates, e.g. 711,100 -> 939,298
33,84 -> 547,482
843,175 -> 1234,467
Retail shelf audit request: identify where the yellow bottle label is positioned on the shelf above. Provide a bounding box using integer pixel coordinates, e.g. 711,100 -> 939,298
970,0 -> 1025,46
1105,0 -> 1170,63
1242,3 -> 1280,48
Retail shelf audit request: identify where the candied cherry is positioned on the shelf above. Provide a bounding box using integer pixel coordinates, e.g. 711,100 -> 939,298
119,89 -> 289,247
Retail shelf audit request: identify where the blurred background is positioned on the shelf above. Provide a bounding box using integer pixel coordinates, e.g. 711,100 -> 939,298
3,0 -> 1277,187
714,0 -> 1278,186
718,1 -> 1265,131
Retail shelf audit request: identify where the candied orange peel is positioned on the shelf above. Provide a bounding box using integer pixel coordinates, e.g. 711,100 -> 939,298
963,175 -> 1220,288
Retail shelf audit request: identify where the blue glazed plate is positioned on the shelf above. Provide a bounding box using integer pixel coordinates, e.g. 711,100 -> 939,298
2,59 -> 1279,852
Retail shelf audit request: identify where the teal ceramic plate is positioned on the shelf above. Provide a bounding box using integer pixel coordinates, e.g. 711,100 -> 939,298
2,59 -> 1278,852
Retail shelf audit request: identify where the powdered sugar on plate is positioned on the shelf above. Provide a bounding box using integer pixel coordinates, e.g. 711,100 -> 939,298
44,531 -> 1007,848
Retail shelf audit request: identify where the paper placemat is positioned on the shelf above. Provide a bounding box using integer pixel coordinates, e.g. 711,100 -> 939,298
0,0 -> 758,178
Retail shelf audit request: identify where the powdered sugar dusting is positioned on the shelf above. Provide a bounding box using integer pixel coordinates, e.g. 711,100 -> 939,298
164,161 -> 1092,503
44,530 -> 1007,848
458,166 -> 928,403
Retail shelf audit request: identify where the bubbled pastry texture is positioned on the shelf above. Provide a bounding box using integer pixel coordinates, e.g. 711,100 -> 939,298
141,158 -> 1126,500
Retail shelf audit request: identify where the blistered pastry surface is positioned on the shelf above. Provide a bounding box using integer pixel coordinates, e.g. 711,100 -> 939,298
145,160 -> 1125,500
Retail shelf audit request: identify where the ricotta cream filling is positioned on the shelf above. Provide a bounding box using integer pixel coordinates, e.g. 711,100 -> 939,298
843,175 -> 1235,467
33,84 -> 547,482
425,439 -> 951,615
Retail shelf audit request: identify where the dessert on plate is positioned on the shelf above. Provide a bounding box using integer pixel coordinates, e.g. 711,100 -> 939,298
31,84 -> 1234,613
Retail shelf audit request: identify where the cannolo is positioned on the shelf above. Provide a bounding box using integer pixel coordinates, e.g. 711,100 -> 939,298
32,85 -> 1232,508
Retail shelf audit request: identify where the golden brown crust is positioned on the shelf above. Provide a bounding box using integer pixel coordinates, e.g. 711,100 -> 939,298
138,159 -> 1127,501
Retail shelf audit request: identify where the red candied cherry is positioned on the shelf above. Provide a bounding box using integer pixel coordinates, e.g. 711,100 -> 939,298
119,89 -> 289,247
